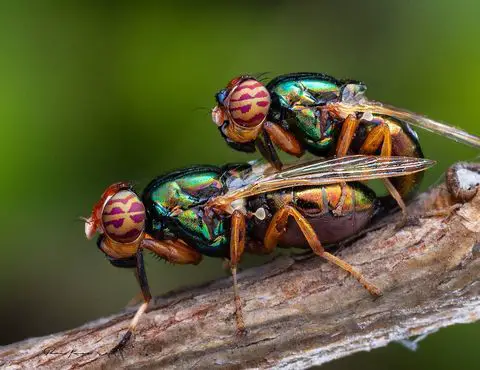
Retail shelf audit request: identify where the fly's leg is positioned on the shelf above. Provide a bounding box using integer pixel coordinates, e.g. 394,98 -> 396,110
332,182 -> 349,217
263,121 -> 304,158
110,237 -> 202,354
110,248 -> 151,355
142,236 -> 203,265
333,115 -> 360,216
264,205 -> 382,297
382,177 -> 411,228
335,114 -> 361,157
230,210 -> 247,335
255,128 -> 283,170
358,120 -> 410,225
359,119 -> 393,158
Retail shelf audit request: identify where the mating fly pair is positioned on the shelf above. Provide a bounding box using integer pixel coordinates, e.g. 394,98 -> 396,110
85,155 -> 434,353
212,73 -> 480,220
84,71 -> 480,353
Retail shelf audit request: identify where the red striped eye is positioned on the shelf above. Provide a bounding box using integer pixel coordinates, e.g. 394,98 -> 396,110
101,190 -> 145,243
226,79 -> 271,128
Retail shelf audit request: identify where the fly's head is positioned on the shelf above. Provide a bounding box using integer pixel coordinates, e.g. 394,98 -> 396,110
84,183 -> 146,262
212,76 -> 271,149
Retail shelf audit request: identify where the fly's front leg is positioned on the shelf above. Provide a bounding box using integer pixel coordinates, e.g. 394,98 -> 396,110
230,210 -> 247,335
256,121 -> 304,171
263,121 -> 304,158
109,247 -> 151,355
333,114 -> 360,216
110,237 -> 202,354
255,128 -> 283,170
264,205 -> 382,297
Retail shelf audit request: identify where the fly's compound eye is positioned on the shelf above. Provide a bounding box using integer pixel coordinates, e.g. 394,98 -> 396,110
226,79 -> 271,128
101,190 -> 146,243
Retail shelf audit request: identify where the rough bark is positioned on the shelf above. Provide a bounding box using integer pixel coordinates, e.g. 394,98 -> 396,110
1,179 -> 479,370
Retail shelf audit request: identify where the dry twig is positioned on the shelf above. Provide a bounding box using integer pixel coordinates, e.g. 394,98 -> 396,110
1,174 -> 479,369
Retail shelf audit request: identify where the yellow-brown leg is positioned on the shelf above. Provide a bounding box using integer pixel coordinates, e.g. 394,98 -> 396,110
255,129 -> 283,170
359,121 -> 409,223
264,205 -> 382,296
110,237 -> 202,354
335,114 -> 360,157
359,122 -> 392,157
382,177 -> 408,227
263,121 -> 304,157
110,247 -> 151,355
142,235 -> 203,265
230,210 -> 247,335
333,115 -> 360,216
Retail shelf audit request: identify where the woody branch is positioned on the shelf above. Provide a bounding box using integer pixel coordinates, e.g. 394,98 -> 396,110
1,171 -> 479,369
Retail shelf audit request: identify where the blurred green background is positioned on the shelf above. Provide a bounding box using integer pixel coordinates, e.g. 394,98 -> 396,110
0,0 -> 478,368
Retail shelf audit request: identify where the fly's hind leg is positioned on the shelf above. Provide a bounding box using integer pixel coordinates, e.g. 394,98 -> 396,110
358,119 -> 411,226
382,177 -> 413,228
264,205 -> 382,297
230,210 -> 247,335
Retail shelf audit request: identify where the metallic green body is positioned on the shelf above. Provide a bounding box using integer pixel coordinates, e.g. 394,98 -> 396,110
267,73 -> 365,153
269,78 -> 341,108
142,163 -> 379,258
142,167 -> 229,257
266,73 -> 423,197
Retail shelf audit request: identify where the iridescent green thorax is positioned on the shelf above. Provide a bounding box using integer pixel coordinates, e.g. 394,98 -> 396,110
266,73 -> 365,109
266,73 -> 365,154
148,171 -> 223,216
270,78 -> 341,108
142,167 -> 229,257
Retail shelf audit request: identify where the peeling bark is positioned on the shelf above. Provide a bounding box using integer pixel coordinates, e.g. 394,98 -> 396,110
1,177 -> 479,370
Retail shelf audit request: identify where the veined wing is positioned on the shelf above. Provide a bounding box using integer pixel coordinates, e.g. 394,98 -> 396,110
332,101 -> 480,148
208,155 -> 435,210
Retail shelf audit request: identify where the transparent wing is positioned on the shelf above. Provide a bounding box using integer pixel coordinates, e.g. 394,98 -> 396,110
332,101 -> 480,148
208,155 -> 435,209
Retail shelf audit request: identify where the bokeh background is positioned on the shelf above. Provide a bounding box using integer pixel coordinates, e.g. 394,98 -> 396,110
0,1 -> 479,369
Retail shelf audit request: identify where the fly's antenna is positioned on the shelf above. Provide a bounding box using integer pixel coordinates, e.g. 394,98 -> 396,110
77,216 -> 91,224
